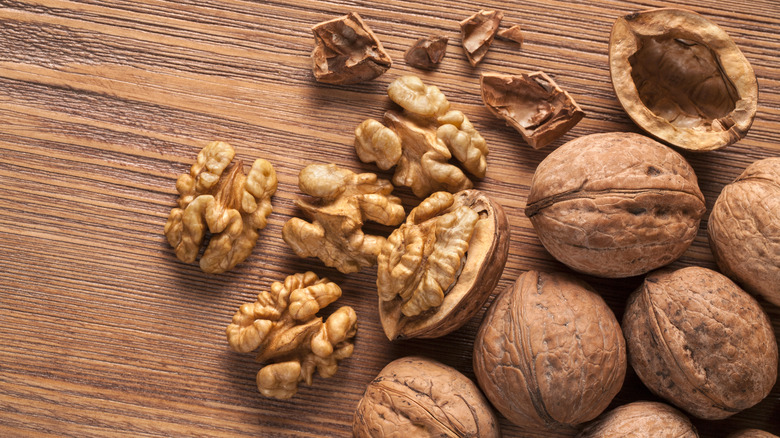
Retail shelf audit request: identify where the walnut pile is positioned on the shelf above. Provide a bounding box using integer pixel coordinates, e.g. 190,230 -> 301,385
226,271 -> 357,399
282,163 -> 406,273
164,141 -> 277,274
355,75 -> 488,197
577,401 -> 698,438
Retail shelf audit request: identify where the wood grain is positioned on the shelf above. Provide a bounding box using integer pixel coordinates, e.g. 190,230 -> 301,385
1,0 -> 778,437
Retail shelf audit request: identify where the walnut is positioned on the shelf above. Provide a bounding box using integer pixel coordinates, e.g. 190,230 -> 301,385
481,71 -> 585,149
524,132 -> 706,278
623,266 -> 778,420
577,402 -> 699,438
609,9 -> 757,151
311,12 -> 392,85
728,430 -> 780,438
404,35 -> 448,69
282,163 -> 406,274
226,271 -> 357,399
353,356 -> 500,438
497,24 -> 523,45
473,270 -> 626,431
355,75 -> 488,197
377,190 -> 509,340
459,10 -> 503,66
164,141 -> 277,274
708,157 -> 780,307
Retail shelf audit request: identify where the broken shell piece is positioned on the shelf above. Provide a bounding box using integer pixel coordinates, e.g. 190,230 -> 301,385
481,71 -> 584,149
460,10 -> 503,66
404,35 -> 449,69
497,25 -> 523,45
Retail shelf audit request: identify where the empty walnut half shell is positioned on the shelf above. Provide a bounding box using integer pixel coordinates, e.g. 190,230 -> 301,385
609,8 -> 757,151
377,190 -> 509,340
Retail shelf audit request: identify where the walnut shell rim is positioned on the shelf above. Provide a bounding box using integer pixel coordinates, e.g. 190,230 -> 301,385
609,8 -> 757,151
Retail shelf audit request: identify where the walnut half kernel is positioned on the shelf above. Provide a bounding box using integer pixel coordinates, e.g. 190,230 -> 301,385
377,189 -> 509,340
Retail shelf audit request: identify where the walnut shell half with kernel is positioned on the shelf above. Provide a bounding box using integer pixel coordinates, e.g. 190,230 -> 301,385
609,8 -> 757,151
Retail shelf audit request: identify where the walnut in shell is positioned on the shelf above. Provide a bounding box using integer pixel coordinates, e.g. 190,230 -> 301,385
377,190 -> 509,340
708,157 -> 780,307
577,401 -> 698,438
460,10 -> 503,66
623,266 -> 778,420
524,132 -> 706,278
609,8 -> 757,151
727,430 -> 780,438
353,356 -> 500,438
473,270 -> 626,431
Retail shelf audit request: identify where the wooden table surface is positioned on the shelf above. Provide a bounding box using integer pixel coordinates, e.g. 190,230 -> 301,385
1,0 -> 779,436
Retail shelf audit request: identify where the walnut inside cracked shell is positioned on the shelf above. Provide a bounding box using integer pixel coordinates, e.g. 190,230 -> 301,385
623,266 -> 778,420
226,271 -> 357,399
577,401 -> 698,438
460,10 -> 503,66
164,141 -> 277,274
378,190 -> 509,340
609,8 -> 757,151
353,356 -> 500,438
282,163 -> 406,274
481,71 -> 585,149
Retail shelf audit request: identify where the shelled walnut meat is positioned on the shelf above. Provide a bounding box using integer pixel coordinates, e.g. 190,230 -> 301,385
226,272 -> 357,399
609,8 -> 757,151
460,10 -> 503,66
623,266 -> 778,420
474,270 -> 626,431
164,141 -> 277,274
524,132 -> 706,278
708,157 -> 780,307
282,163 -> 406,274
377,190 -> 509,340
353,356 -> 500,438
577,401 -> 699,438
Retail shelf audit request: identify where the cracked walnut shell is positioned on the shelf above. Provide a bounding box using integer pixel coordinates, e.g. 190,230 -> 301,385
460,10 -> 503,66
164,141 -> 277,274
353,356 -> 500,438
525,132 -> 705,278
623,266 -> 778,420
226,271 -> 357,399
378,190 -> 509,340
577,401 -> 698,438
474,270 -> 626,430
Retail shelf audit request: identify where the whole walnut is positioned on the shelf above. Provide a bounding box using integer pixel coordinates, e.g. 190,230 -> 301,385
353,356 -> 500,438
524,132 -> 705,278
473,270 -> 626,431
708,157 -> 780,307
577,401 -> 698,438
623,266 -> 778,420
727,430 -> 780,438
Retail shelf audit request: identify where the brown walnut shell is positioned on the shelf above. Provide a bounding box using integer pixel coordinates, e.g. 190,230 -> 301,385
524,132 -> 706,278
577,401 -> 698,438
623,266 -> 779,420
473,270 -> 626,431
708,157 -> 780,307
609,8 -> 757,151
353,356 -> 500,438
378,190 -> 509,340
727,430 -> 780,438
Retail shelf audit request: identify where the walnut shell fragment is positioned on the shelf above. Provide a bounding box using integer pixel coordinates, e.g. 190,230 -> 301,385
577,401 -> 698,438
609,8 -> 757,151
164,141 -> 277,274
378,190 -> 509,340
623,267 -> 778,420
708,157 -> 780,307
226,272 -> 357,399
474,270 -> 626,431
282,163 -> 406,274
311,12 -> 392,85
481,71 -> 584,149
404,35 -> 448,69
353,356 -> 500,438
497,25 -> 523,45
524,132 -> 706,278
460,10 -> 503,66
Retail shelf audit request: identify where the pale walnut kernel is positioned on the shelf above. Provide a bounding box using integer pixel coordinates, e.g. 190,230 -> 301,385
354,119 -> 402,170
387,75 -> 450,118
437,110 -> 487,178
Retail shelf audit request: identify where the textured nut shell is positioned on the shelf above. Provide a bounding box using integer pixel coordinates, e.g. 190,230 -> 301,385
577,401 -> 698,438
623,267 -> 778,420
379,190 -> 509,339
353,356 -> 500,438
473,270 -> 626,430
708,157 -> 780,307
727,429 -> 780,438
609,8 -> 757,151
525,132 -> 705,278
